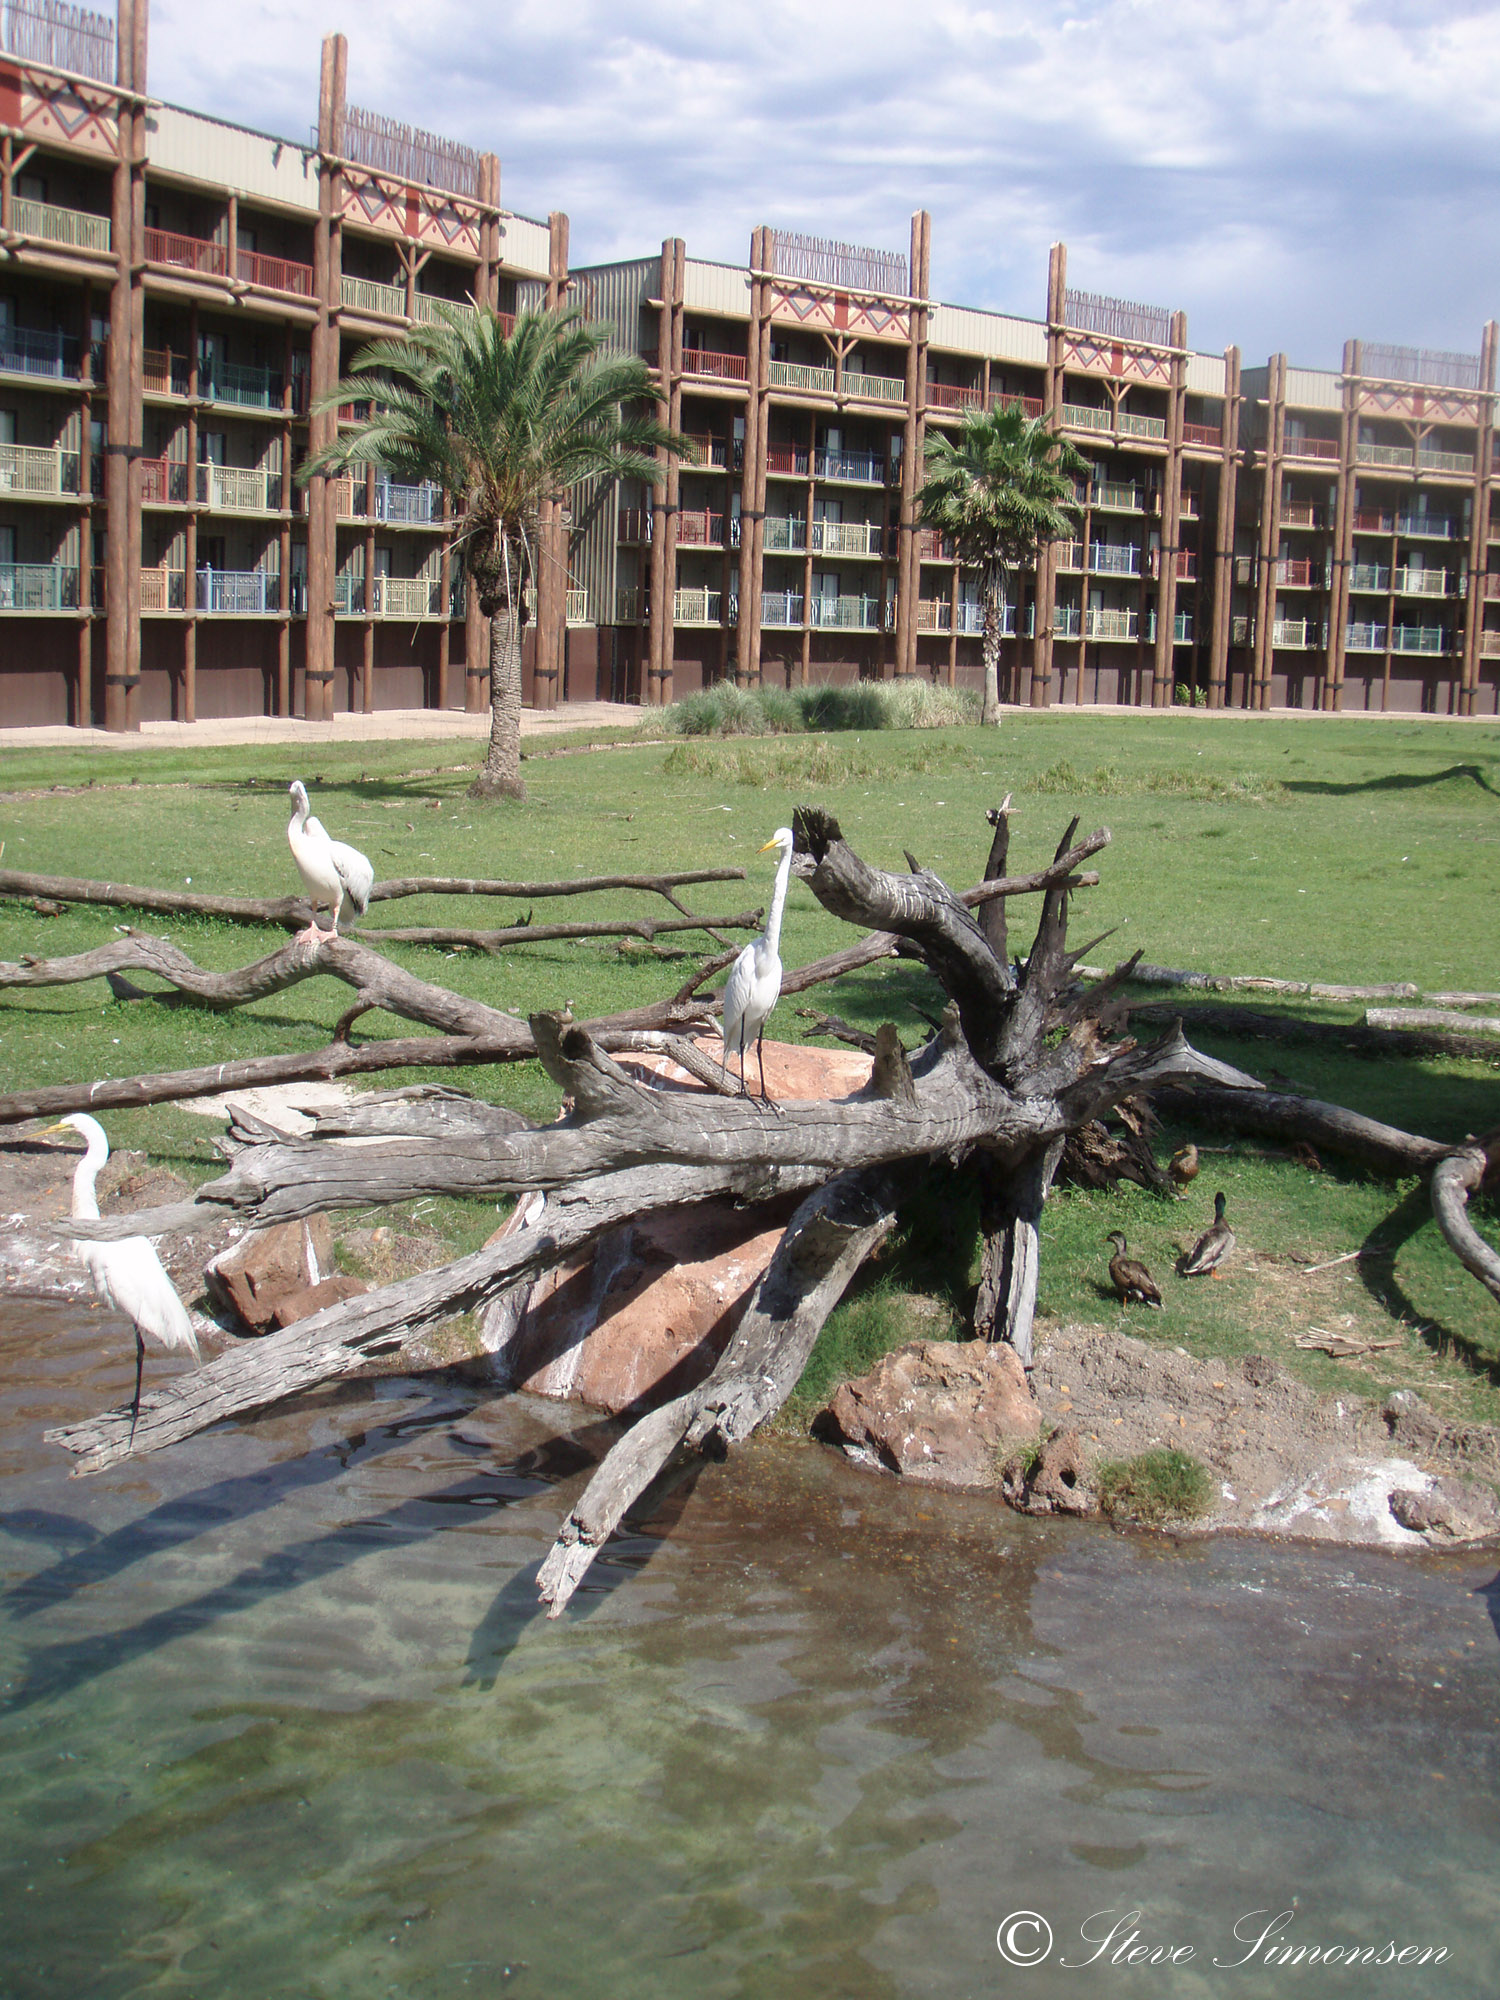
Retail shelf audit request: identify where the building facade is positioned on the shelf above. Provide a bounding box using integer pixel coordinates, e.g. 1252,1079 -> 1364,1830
0,0 -> 1494,728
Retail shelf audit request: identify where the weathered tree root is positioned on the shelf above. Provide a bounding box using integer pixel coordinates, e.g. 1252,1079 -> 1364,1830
1431,1133 -> 1500,1306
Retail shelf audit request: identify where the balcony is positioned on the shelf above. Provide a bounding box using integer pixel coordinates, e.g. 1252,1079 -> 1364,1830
811,519 -> 882,556
1062,404 -> 1165,441
1484,573 -> 1500,599
1053,605 -> 1081,637
0,323 -> 80,380
334,573 -> 450,618
993,393 -> 1044,419
1391,625 -> 1449,654
202,360 -> 288,412
0,561 -> 77,609
1281,501 -> 1325,529
412,293 -> 477,326
1089,482 -> 1145,513
0,442 -> 81,496
927,381 -> 982,413
1083,607 -> 1139,641
677,509 -> 727,546
1090,542 -> 1140,576
768,359 -> 835,395
1417,446 -> 1474,475
342,274 -> 408,318
843,370 -> 906,406
1345,622 -> 1386,651
1183,421 -> 1222,449
239,247 -> 314,297
765,444 -> 810,477
1055,540 -> 1084,571
1062,402 -> 1112,434
1285,435 -> 1339,461
763,517 -> 806,551
1271,618 -> 1321,649
1231,616 -> 1253,645
198,463 -> 283,512
1174,612 -> 1193,642
681,433 -> 730,469
139,455 -> 191,505
1356,441 -> 1415,470
1274,557 -> 1320,588
144,227 -> 228,279
814,448 -> 886,484
914,528 -> 954,561
139,567 -> 187,611
566,588 -> 589,624
618,507 -> 652,543
1118,410 -> 1167,440
329,476 -> 444,525
674,587 -> 723,625
142,347 -> 192,397
615,587 -> 643,622
915,600 -> 991,635
1397,514 -> 1460,540
1178,491 -> 1201,519
681,347 -> 748,384
198,567 -> 280,613
1393,567 -> 1453,597
761,590 -> 804,626
809,593 -> 882,629
12,197 -> 110,254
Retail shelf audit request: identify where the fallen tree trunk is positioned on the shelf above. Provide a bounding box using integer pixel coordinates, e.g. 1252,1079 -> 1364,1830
1132,1002 -> 1500,1066
1076,960 -> 1420,1002
361,909 -> 757,952
1430,1135 -> 1500,1307
1367,1007 -> 1500,1037
537,1166 -> 903,1616
1153,1082 -> 1448,1177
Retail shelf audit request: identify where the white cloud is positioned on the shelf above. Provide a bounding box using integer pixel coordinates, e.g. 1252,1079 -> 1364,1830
151,0 -> 1500,367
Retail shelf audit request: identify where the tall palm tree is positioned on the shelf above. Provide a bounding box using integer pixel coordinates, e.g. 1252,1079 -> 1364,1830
921,406 -> 1086,726
301,306 -> 684,800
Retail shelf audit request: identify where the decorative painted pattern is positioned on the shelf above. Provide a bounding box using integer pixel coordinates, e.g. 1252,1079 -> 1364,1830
769,283 -> 909,341
339,169 -> 481,253
1060,333 -> 1172,386
0,62 -> 117,154
1353,383 -> 1490,425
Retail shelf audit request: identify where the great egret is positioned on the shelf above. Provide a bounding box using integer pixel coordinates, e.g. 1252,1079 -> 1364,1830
1105,1230 -> 1163,1308
43,1112 -> 200,1439
287,779 -> 374,942
721,826 -> 795,1102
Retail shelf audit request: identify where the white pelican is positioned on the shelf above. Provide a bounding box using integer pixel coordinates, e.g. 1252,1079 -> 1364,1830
721,826 -> 795,1102
43,1112 -> 200,1439
287,779 -> 374,942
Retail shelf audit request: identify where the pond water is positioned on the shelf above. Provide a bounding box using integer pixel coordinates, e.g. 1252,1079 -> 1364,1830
1,1299 -> 1496,2000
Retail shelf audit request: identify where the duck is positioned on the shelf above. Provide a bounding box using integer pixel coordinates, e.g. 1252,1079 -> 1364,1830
287,779 -> 375,942
1179,1190 -> 1236,1278
1168,1143 -> 1199,1189
1105,1230 -> 1163,1307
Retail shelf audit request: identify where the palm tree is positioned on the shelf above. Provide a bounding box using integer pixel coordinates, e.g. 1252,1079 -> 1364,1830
301,306 -> 684,800
921,405 -> 1086,726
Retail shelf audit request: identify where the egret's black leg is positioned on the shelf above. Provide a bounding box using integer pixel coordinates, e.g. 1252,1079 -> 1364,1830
128,1326 -> 145,1446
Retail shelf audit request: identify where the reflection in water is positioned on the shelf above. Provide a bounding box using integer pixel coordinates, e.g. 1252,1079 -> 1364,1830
1,1298 -> 1497,1999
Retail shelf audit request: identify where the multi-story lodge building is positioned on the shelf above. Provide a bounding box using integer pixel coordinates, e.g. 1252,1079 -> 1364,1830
0,1 -> 1494,729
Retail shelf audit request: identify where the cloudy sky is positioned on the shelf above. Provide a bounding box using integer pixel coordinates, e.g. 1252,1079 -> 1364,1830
149,0 -> 1500,371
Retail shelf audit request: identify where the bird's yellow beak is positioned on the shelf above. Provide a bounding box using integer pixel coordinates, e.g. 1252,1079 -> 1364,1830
759,837 -> 780,853
36,1120 -> 70,1139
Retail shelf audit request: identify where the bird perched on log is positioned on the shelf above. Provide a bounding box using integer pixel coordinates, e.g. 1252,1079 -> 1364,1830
42,1112 -> 200,1441
1105,1230 -> 1163,1307
287,779 -> 374,942
721,826 -> 796,1102
1179,1190 -> 1236,1278
1168,1143 -> 1199,1189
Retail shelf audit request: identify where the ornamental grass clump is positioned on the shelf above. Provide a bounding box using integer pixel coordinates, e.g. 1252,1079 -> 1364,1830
1097,1447 -> 1214,1526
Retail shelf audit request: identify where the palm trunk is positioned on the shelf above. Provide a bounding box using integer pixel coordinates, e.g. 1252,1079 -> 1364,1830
980,566 -> 1003,726
469,554 -> 527,802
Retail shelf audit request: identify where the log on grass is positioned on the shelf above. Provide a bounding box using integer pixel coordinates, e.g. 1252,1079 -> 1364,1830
1430,1135 -> 1500,1307
1132,1003 -> 1500,1066
1367,1007 -> 1500,1037
1153,1082 -> 1447,1177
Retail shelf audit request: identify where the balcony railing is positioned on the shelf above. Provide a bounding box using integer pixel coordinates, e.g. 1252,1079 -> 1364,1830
811,519 -> 882,556
1417,446 -> 1475,475
993,393 -> 1044,419
1083,607 -> 1139,641
681,347 -> 748,383
0,442 -> 80,495
1484,574 -> 1500,599
1174,612 -> 1193,642
763,517 -> 806,551
1089,542 -> 1140,576
1061,402 -> 1112,434
843,370 -> 906,405
1346,622 -> 1385,650
144,226 -> 227,278
767,360 -> 835,395
1284,435 -> 1339,461
1356,441 -> 1415,470
139,455 -> 191,505
12,197 -> 110,254
677,509 -> 727,546
674,587 -> 723,624
1274,557 -> 1320,587
761,590 -> 804,626
1391,625 -> 1448,654
914,599 -> 991,635
1118,410 -> 1167,440
1178,490 -> 1201,519
412,292 -> 477,326
1271,618 -> 1322,649
1349,563 -> 1390,591
814,448 -> 886,484
915,528 -> 956,561
681,433 -> 730,468
615,587 -> 644,622
139,567 -> 187,611
0,561 -> 77,609
1231,616 -> 1254,645
765,444 -> 810,477
1090,482 -> 1145,513
198,463 -> 283,512
197,567 -> 279,613
1183,421 -> 1222,449
1055,540 -> 1084,570
0,323 -> 80,380
1393,567 -> 1453,597
809,593 -> 882,629
202,361 -> 287,411
927,381 -> 982,413
1054,605 -> 1081,637
566,588 -> 589,624
333,573 -> 449,617
1397,513 -> 1459,539
142,347 -> 192,397
238,247 -> 314,297
1281,501 -> 1325,529
617,507 -> 652,543
328,476 -> 444,524
342,274 -> 408,318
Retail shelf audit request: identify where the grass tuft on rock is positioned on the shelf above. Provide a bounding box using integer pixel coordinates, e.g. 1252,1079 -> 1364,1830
1097,1447 -> 1214,1525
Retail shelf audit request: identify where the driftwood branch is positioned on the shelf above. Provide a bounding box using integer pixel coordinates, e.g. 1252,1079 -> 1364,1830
1430,1134 -> 1500,1306
537,1166 -> 902,1616
0,865 -> 746,933
361,909 -> 758,953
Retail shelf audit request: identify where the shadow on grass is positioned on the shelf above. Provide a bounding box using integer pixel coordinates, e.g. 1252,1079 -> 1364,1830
1284,762 -> 1500,799
1357,1182 -> 1500,1384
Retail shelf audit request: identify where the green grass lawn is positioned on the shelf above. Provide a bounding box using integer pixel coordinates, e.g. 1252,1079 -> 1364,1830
3,708 -> 1498,1424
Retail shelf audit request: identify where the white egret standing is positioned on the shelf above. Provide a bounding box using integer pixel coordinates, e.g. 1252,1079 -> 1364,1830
43,1113 -> 200,1440
721,826 -> 795,1102
286,779 -> 375,942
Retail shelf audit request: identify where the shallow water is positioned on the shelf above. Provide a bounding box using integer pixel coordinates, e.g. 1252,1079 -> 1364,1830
1,1298 -> 1496,2000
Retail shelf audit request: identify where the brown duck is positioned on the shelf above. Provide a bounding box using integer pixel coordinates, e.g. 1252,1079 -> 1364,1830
1169,1143 -> 1200,1189
1106,1230 -> 1163,1307
1179,1190 -> 1235,1277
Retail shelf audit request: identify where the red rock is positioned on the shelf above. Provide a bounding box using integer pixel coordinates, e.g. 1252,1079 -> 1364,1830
480,1039 -> 870,1412
205,1216 -> 333,1333
825,1338 -> 1041,1489
269,1272 -> 370,1330
1001,1428 -> 1096,1516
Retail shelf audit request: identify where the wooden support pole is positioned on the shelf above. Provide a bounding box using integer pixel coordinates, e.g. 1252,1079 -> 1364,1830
1460,320 -> 1496,716
307,32 -> 346,724
1152,307 -> 1187,706
1251,352 -> 1285,710
1325,336 -> 1358,712
747,258 -> 770,688
1034,241 -> 1067,706
646,237 -> 673,706
1208,346 -> 1240,708
734,226 -> 764,689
